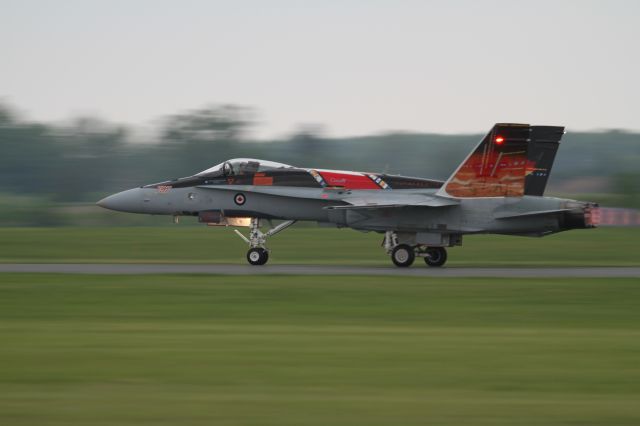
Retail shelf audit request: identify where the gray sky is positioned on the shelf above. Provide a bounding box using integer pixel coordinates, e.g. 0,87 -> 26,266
1,0 -> 639,138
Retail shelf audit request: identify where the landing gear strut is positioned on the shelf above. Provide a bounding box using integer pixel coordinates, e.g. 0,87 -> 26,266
234,218 -> 296,265
383,231 -> 448,268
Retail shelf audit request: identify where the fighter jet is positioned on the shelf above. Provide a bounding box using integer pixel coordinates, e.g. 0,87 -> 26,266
97,123 -> 597,266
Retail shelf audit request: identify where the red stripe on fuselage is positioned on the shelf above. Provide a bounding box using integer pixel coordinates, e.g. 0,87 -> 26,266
317,171 -> 381,189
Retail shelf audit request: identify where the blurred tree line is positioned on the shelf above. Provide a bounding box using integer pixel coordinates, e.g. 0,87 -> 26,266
0,101 -> 639,225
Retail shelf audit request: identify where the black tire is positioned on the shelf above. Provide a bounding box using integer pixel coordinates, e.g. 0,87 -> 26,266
391,244 -> 415,267
247,247 -> 269,265
424,247 -> 447,267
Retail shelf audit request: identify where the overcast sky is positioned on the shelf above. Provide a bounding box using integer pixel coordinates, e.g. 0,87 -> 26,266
1,0 -> 638,138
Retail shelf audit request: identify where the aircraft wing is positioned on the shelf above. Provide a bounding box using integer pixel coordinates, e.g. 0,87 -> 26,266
198,185 -> 459,209
197,185 -> 324,200
325,193 -> 460,210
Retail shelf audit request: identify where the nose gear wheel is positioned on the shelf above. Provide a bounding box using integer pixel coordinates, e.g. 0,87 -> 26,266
234,218 -> 296,265
247,247 -> 269,265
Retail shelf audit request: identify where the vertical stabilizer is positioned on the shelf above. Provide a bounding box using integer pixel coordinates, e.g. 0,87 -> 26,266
524,126 -> 564,196
437,123 -> 564,198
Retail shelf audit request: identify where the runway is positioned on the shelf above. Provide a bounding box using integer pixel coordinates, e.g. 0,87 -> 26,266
0,264 -> 639,277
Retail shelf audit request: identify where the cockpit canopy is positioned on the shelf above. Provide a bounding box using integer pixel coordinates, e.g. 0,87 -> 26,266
196,158 -> 294,177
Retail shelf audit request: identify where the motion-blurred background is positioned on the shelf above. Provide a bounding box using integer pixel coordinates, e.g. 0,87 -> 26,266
1,102 -> 639,226
1,0 -> 639,227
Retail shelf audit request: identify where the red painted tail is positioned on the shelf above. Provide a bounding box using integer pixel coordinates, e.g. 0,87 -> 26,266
437,123 -> 564,198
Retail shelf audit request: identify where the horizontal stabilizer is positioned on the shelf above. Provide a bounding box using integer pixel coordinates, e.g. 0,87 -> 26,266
326,194 -> 459,210
494,209 -> 569,219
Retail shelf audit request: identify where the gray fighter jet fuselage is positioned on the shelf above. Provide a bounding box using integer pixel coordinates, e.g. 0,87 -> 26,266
97,124 -> 597,266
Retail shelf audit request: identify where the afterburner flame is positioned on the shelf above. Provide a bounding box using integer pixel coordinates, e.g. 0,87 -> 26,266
590,207 -> 640,227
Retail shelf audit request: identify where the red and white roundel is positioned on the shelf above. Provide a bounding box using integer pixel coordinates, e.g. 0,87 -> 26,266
234,193 -> 246,206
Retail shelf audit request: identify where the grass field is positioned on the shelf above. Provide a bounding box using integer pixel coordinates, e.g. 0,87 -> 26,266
1,226 -> 639,424
0,226 -> 638,266
1,274 -> 639,425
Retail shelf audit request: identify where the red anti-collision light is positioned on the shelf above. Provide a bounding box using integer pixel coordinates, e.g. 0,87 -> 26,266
495,136 -> 505,145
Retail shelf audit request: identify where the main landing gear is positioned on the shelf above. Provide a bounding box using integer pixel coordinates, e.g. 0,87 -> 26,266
384,231 -> 448,268
235,218 -> 297,265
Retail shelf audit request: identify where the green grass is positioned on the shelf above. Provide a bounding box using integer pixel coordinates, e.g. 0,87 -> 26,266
1,274 -> 639,425
0,226 -> 638,266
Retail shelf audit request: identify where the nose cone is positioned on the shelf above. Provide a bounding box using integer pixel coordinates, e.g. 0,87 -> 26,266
97,188 -> 146,213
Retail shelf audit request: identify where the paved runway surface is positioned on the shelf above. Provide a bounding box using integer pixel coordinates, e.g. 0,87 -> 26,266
1,264 -> 639,277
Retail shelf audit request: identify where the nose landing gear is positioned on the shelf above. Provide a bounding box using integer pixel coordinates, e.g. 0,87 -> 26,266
247,247 -> 269,265
234,218 -> 297,265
